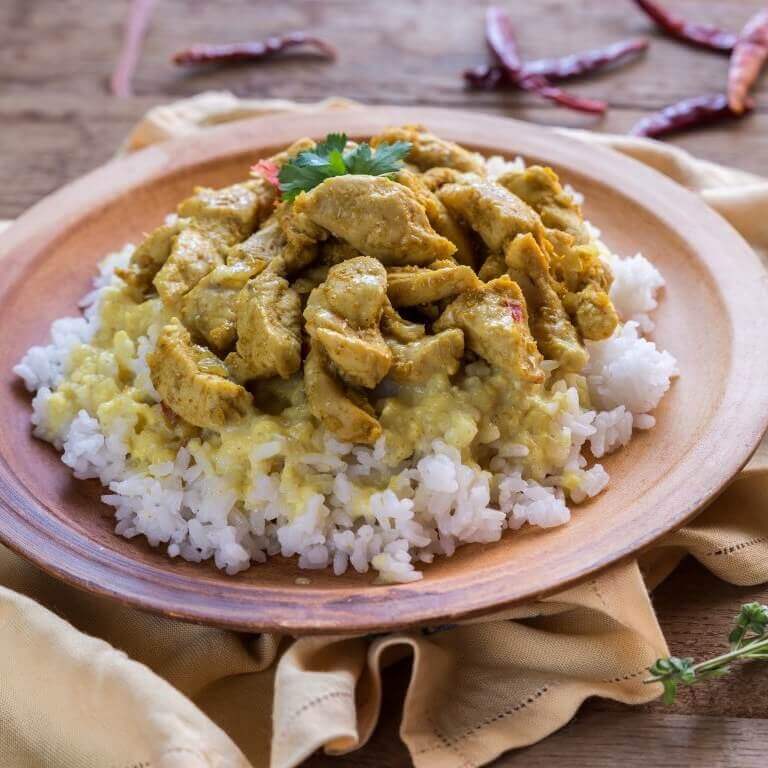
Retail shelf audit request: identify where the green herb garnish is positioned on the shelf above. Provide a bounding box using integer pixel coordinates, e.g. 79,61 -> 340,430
646,602 -> 768,703
278,133 -> 411,201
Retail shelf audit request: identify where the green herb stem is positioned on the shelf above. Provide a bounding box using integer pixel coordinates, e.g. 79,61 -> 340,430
646,635 -> 768,685
645,602 -> 768,703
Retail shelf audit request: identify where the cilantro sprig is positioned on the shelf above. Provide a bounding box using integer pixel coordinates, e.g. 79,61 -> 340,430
278,133 -> 411,201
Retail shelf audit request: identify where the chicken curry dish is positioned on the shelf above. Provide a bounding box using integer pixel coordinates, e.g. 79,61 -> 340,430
17,125 -> 676,581
121,126 -> 617,442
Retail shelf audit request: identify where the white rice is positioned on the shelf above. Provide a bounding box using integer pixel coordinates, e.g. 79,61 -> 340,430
603,252 -> 665,333
14,159 -> 678,583
585,321 -> 678,417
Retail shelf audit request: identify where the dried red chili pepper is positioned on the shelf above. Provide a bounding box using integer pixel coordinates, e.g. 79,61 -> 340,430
516,73 -> 607,114
728,9 -> 768,114
629,93 -> 753,138
484,5 -> 523,74
632,0 -> 736,53
111,0 -> 158,98
464,64 -> 507,90
173,33 -> 336,66
484,6 -> 607,114
465,38 -> 648,89
524,38 -> 650,79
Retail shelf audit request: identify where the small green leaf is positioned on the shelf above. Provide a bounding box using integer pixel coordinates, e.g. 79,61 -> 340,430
278,162 -> 326,202
343,143 -> 374,174
293,152 -> 332,168
326,149 -> 347,176
668,657 -> 695,676
661,679 -> 678,704
730,603 -> 768,648
314,132 -> 348,156
648,658 -> 673,677
364,140 -> 412,175
729,625 -> 746,648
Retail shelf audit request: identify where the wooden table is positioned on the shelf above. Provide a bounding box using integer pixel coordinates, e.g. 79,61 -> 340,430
2,1 -> 767,765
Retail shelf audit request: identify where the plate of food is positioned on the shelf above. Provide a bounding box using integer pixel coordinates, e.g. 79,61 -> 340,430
1,107 -> 766,633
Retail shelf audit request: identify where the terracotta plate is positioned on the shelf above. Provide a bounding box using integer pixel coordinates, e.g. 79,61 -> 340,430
1,107 -> 768,635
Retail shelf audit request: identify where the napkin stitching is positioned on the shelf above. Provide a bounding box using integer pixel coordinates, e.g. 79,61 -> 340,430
423,715 -> 476,768
273,690 -> 354,741
414,685 -> 552,755
601,667 -> 647,684
704,535 -> 768,557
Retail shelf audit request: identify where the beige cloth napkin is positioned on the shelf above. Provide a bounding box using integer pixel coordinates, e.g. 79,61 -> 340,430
2,92 -> 768,768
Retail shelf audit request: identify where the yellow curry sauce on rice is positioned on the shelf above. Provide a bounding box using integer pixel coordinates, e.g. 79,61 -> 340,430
15,125 -> 677,582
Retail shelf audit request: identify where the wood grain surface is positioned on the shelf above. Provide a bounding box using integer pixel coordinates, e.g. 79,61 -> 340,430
2,0 -> 768,221
3,1 -> 768,766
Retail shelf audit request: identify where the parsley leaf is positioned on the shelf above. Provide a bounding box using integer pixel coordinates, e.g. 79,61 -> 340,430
326,149 -> 347,176
278,147 -> 346,201
314,132 -> 348,156
345,140 -> 412,176
342,142 -> 374,174
278,133 -> 411,201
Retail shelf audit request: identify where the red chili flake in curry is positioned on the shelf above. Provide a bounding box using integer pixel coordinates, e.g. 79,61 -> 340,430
504,298 -> 524,323
251,159 -> 281,190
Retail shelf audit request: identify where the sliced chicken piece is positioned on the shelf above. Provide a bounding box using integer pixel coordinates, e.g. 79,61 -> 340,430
178,178 -> 276,243
323,256 -> 388,327
386,263 -> 479,307
498,166 -> 616,340
153,178 -> 274,309
505,234 -> 587,372
421,166 -> 468,192
550,241 -> 612,294
433,275 -> 544,383
387,329 -> 465,384
438,179 -> 544,252
563,282 -> 619,342
304,342 -> 382,445
153,179 -> 276,311
497,165 -> 589,244
179,262 -> 256,353
304,257 -> 392,389
371,124 -> 486,174
153,227 -> 224,308
546,240 -> 617,341
314,323 -> 391,389
274,204 -> 325,274
293,175 -> 456,266
226,212 -> 285,273
381,302 -> 426,343
226,271 -> 302,381
544,227 -> 577,262
116,219 -> 185,296
228,203 -> 324,277
477,252 -> 507,282
394,169 -> 475,265
149,320 -> 252,429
